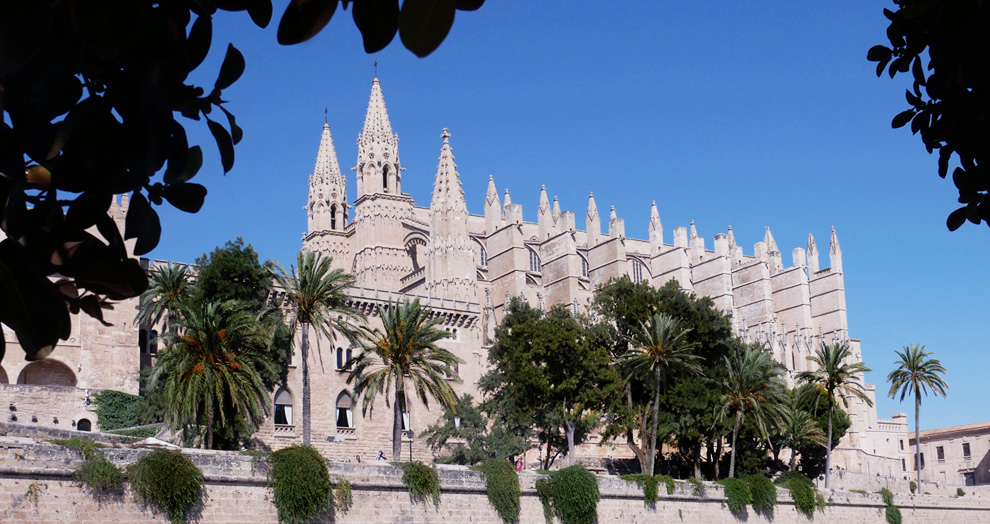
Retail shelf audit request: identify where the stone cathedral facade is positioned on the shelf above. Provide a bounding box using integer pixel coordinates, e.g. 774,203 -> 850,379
256,76 -> 910,473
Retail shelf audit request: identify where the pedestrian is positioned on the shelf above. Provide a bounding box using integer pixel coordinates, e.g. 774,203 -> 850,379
356,455 -> 362,463
377,450 -> 386,461
515,458 -> 524,472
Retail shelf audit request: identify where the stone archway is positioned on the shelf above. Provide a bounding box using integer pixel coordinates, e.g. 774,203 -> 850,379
0,366 -> 8,384
16,359 -> 77,387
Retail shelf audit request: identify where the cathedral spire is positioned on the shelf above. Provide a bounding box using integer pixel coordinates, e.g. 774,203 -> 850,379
829,226 -> 842,272
308,122 -> 347,233
538,185 -> 552,239
586,192 -> 600,246
727,225 -> 736,248
764,226 -> 782,274
484,175 -> 502,234
355,75 -> 401,196
425,129 -> 476,302
807,233 -> 819,273
649,200 -> 662,257
430,129 -> 467,213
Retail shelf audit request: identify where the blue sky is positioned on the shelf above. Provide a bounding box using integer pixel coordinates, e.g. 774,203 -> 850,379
150,1 -> 988,430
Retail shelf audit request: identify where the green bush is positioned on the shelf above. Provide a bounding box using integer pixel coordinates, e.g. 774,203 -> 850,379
474,459 -> 521,523
886,504 -> 903,524
50,437 -> 104,460
878,487 -> 894,506
744,474 -> 777,512
269,446 -> 333,524
657,474 -> 675,495
620,474 -> 659,506
777,472 -> 816,518
909,480 -> 917,494
957,487 -> 966,497
128,450 -> 203,524
73,453 -> 124,497
538,465 -> 600,524
91,390 -> 143,430
397,461 -> 441,505
108,427 -> 161,439
687,476 -> 706,497
717,478 -> 753,513
334,479 -> 352,513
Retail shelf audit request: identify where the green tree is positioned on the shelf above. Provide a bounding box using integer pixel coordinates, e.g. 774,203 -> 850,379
422,394 -> 528,465
194,238 -> 272,311
135,264 -> 193,337
715,347 -> 787,478
887,343 -> 949,488
348,298 -> 461,461
618,312 -> 702,476
149,300 -> 273,449
868,1 -> 990,231
776,390 -> 827,471
796,343 -> 872,489
269,250 -> 362,446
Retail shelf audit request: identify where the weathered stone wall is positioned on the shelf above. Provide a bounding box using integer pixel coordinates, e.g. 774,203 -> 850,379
2,438 -> 988,524
0,386 -> 98,433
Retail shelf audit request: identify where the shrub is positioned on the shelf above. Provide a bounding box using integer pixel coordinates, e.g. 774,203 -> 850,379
91,390 -> 143,430
778,472 -> 816,517
879,487 -> 894,506
657,474 -> 676,495
108,427 -> 161,439
542,465 -> 600,524
744,474 -> 777,512
687,476 -> 706,497
50,437 -> 104,460
886,504 -> 903,524
128,450 -> 203,524
334,479 -> 352,513
957,487 -> 966,497
536,478 -> 554,524
620,474 -> 659,506
269,446 -> 333,524
398,462 -> 441,505
909,480 -> 917,494
73,454 -> 124,496
474,459 -> 521,523
717,478 -> 753,513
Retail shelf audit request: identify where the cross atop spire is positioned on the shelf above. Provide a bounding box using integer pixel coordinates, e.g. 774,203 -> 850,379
374,60 -> 378,78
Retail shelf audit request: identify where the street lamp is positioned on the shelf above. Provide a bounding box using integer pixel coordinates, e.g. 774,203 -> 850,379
406,430 -> 414,462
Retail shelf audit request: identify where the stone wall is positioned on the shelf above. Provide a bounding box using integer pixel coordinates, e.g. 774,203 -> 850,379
0,386 -> 98,433
2,438 -> 989,524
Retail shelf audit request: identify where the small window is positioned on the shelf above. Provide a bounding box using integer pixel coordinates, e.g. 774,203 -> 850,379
529,250 -> 541,273
330,204 -> 337,230
336,392 -> 354,428
274,388 -> 293,425
454,416 -> 461,429
963,442 -> 971,458
901,458 -> 906,472
480,246 -> 488,267
77,419 -> 92,432
401,411 -> 411,432
899,440 -> 904,451
581,256 -> 589,278
336,348 -> 344,370
937,446 -> 945,461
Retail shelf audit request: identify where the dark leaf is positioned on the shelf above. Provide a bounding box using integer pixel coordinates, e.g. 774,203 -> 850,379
353,0 -> 399,53
905,89 -> 921,107
163,123 -> 190,184
124,192 -> 151,240
215,44 -> 245,90
67,0 -> 142,60
455,0 -> 483,10
0,240 -> 70,360
891,109 -> 915,129
187,14 -> 213,71
78,295 -> 112,326
208,119 -> 235,173
910,111 -> 924,135
162,183 -> 208,213
875,57 -> 889,78
248,0 -> 274,28
938,147 -> 952,179
0,4 -> 53,75
911,56 -> 925,86
219,106 -> 243,145
172,146 -> 203,184
399,0 -> 456,58
65,192 -> 113,231
866,45 -> 891,62
946,207 -> 966,231
278,0 -> 339,45
133,207 -> 161,256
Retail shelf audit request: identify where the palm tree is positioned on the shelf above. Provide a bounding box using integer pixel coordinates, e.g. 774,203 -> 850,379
135,263 -> 192,337
347,298 -> 462,461
618,312 -> 702,476
887,344 -> 948,488
778,391 -> 827,470
149,300 -> 273,449
796,342 -> 872,489
269,251 -> 363,445
716,346 -> 787,478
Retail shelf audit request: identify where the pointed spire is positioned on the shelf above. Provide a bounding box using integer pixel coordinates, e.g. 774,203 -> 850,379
484,175 -> 502,234
426,129 -> 475,303
807,233 -> 819,273
313,122 -> 342,184
538,185 -> 552,239
689,220 -> 698,239
430,128 -> 467,214
362,76 -> 394,142
485,175 -> 499,206
764,226 -> 782,274
552,196 -> 561,218
356,75 -> 401,196
764,226 -> 779,254
727,225 -> 736,248
503,188 -> 512,207
308,122 -> 347,233
608,206 -> 625,238
609,205 -> 617,222
586,192 -> 601,246
828,226 -> 842,272
649,200 -> 663,256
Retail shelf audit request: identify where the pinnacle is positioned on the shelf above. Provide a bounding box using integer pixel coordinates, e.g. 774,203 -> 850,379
360,75 -> 395,146
313,122 -> 342,183
431,130 -> 466,213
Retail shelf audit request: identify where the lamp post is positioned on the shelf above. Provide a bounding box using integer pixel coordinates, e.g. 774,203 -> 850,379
407,430 -> 414,462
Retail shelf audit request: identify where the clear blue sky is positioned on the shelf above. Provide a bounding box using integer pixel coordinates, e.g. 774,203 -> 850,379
150,1 -> 988,431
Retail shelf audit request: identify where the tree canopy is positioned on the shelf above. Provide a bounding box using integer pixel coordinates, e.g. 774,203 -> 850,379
194,237 -> 271,311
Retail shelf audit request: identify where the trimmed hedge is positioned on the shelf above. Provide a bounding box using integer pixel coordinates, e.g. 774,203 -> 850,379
91,390 -> 143,430
128,450 -> 203,524
474,459 -> 521,524
269,446 -> 333,524
537,465 -> 600,524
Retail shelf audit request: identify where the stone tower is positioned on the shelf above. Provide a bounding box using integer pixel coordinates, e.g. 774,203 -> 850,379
424,129 -> 477,303
351,76 -> 415,288
303,122 -> 350,270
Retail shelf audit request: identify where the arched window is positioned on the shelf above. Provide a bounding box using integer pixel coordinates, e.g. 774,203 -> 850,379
581,256 -> 589,278
76,419 -> 92,432
632,261 -> 644,283
382,164 -> 390,193
529,250 -> 541,273
330,204 -> 337,230
336,392 -> 354,428
336,348 -> 344,370
274,388 -> 293,425
16,359 -> 77,387
480,246 -> 488,267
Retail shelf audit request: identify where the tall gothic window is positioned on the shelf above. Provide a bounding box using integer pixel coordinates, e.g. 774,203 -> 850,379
330,204 -> 337,230
274,388 -> 293,425
529,250 -> 541,273
336,347 -> 353,370
336,391 -> 354,428
382,164 -> 390,193
580,256 -> 589,278
480,246 -> 488,267
632,261 -> 644,283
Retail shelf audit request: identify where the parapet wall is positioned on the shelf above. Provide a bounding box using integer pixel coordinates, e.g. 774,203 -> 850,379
1,437 -> 988,523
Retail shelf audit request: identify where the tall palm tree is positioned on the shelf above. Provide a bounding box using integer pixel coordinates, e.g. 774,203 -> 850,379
135,263 -> 192,337
716,346 -> 787,478
618,312 -> 702,476
796,342 -> 872,489
778,391 -> 827,470
269,251 -> 363,445
887,344 -> 948,488
149,300 -> 273,449
347,298 -> 462,461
